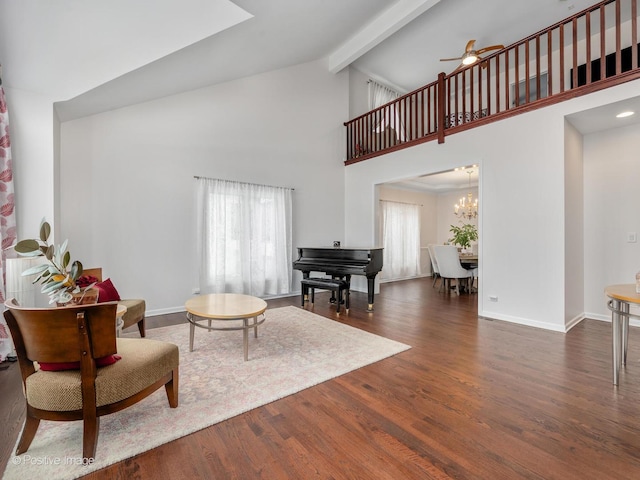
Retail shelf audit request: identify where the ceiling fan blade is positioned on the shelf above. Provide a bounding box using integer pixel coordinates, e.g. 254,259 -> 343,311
464,39 -> 476,52
476,44 -> 504,55
440,57 -> 462,62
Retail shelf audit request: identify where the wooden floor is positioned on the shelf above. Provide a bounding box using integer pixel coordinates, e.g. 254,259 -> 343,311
2,278 -> 640,479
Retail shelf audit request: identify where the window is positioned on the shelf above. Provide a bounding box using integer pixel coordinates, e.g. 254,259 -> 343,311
380,200 -> 421,281
196,178 -> 292,297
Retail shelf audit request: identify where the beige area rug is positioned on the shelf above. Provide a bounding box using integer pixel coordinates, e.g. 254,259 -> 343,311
2,306 -> 410,480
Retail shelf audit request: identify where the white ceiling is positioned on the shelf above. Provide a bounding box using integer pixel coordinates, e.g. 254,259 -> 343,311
353,0 -> 599,93
0,0 -> 253,100
0,0 -> 638,175
388,166 -> 479,194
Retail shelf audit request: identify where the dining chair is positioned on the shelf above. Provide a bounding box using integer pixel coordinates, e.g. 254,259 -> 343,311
427,244 -> 441,288
432,245 -> 477,295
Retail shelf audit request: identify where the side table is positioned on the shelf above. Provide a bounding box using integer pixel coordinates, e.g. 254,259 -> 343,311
605,284 -> 640,385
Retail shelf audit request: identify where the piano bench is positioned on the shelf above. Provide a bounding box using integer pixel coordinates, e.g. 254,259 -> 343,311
301,277 -> 350,313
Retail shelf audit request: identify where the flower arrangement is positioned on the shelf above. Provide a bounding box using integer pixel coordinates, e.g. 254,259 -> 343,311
14,219 -> 95,305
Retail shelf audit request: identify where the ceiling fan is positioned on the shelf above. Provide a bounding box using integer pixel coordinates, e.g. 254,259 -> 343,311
440,39 -> 504,69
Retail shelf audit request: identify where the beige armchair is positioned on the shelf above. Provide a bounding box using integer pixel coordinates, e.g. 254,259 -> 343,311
82,267 -> 146,337
3,299 -> 179,460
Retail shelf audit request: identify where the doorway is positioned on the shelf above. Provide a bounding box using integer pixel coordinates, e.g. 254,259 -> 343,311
375,165 -> 480,290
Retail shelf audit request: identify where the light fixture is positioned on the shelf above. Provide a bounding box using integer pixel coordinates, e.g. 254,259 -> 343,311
461,51 -> 478,65
616,111 -> 635,118
454,169 -> 478,220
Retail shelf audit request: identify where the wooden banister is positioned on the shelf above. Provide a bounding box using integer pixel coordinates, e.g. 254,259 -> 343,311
344,0 -> 640,166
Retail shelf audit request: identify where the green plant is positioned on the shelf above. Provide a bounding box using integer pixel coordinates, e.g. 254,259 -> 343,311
15,219 -> 92,304
448,223 -> 478,250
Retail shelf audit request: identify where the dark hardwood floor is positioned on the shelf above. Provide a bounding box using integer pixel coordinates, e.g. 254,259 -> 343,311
2,278 -> 640,479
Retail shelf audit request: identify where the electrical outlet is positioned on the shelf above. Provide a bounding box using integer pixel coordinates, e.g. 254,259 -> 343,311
489,295 -> 498,302
628,232 -> 637,243
192,288 -> 200,295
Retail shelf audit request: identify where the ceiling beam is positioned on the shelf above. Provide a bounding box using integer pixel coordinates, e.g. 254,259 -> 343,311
327,0 -> 441,74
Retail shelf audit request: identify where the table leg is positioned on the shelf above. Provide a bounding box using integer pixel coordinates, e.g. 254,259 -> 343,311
189,313 -> 196,352
243,318 -> 249,361
612,299 -> 623,385
253,315 -> 258,338
623,301 -> 630,366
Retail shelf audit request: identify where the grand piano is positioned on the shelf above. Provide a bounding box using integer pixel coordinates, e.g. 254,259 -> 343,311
292,247 -> 383,311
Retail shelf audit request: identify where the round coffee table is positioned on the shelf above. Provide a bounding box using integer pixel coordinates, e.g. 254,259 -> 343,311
185,293 -> 267,361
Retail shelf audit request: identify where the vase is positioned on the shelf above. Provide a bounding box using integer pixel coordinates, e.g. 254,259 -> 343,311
57,288 -> 100,307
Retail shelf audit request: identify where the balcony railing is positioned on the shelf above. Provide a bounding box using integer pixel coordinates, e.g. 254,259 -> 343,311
345,0 -> 640,165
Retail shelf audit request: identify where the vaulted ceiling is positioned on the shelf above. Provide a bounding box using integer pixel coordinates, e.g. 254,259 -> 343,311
0,0 -> 603,122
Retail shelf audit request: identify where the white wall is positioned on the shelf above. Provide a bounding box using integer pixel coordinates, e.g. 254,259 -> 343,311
564,120 -> 584,330
346,110 -> 566,331
345,79 -> 640,332
348,67 -> 370,119
59,60 -> 349,315
4,87 -> 57,241
584,121 -> 640,323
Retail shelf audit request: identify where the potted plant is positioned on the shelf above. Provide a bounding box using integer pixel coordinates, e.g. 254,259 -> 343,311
14,219 -> 97,305
448,223 -> 478,251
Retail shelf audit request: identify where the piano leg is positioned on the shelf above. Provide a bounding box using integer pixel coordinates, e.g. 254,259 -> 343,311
367,275 -> 376,312
345,274 -> 351,312
303,271 -> 310,302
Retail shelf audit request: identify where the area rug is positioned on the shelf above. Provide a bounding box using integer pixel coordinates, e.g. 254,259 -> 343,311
2,306 -> 410,480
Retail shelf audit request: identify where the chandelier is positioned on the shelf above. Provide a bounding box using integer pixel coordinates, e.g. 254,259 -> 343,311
454,170 -> 478,220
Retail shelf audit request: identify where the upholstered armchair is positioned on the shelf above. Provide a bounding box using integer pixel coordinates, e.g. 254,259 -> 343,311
3,299 -> 179,460
82,267 -> 146,337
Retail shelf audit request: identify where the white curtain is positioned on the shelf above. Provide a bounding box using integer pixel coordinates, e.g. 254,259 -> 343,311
196,178 -> 292,297
380,200 -> 421,281
0,80 -> 17,362
368,80 -> 406,142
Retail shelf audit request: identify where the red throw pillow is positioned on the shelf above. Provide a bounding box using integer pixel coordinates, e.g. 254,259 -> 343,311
39,354 -> 122,371
76,275 -> 99,288
95,278 -> 121,302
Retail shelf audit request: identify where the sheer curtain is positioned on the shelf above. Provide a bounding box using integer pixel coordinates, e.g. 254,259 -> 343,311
380,200 -> 421,281
369,79 -> 406,142
196,178 -> 292,297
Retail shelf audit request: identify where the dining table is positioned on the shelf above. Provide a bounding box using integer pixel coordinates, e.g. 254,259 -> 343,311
459,253 -> 478,268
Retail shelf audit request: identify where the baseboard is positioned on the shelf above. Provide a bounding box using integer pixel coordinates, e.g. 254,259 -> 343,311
146,292 -> 300,317
379,274 -> 430,284
478,310 -> 567,332
565,313 -> 585,332
585,311 -> 640,328
147,306 -> 186,317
